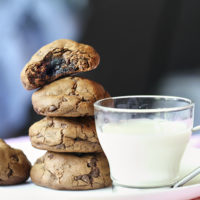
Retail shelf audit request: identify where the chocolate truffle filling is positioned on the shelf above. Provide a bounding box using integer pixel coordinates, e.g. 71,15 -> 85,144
27,49 -> 89,85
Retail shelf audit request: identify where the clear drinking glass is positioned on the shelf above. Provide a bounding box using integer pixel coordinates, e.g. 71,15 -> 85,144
94,95 -> 194,188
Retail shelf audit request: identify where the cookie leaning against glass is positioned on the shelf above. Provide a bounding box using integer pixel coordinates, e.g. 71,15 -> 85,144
30,152 -> 111,190
21,39 -> 100,90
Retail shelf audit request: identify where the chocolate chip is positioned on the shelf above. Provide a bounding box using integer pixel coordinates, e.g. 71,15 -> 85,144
87,158 -> 97,167
74,175 -> 82,181
7,168 -> 13,177
74,174 -> 91,184
47,153 -> 54,159
81,175 -> 90,184
90,168 -> 100,178
10,155 -> 19,163
48,105 -> 57,112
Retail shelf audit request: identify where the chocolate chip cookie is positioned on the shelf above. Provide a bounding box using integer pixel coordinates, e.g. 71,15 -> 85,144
21,39 -> 100,90
30,152 -> 111,190
0,139 -> 31,185
29,117 -> 102,153
32,76 -> 110,117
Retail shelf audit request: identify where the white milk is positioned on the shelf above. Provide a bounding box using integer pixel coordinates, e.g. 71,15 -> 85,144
97,118 -> 192,187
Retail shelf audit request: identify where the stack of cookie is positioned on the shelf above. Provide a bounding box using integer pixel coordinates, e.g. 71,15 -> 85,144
21,39 -> 111,190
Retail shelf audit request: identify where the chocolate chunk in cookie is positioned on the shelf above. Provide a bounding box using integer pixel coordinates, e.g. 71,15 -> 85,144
32,76 -> 110,117
29,117 -> 102,153
0,139 -> 31,185
30,152 -> 111,190
21,39 -> 100,90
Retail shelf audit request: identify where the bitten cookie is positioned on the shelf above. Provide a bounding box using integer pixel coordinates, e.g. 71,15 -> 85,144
0,139 -> 31,185
29,117 -> 102,153
21,39 -> 100,90
30,152 -> 111,190
32,76 -> 110,117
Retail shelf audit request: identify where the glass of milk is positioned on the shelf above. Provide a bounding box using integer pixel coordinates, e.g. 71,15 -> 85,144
94,95 -> 194,188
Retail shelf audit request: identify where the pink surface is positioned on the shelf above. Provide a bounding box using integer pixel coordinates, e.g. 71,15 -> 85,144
190,135 -> 200,148
5,136 -> 29,144
5,134 -> 200,148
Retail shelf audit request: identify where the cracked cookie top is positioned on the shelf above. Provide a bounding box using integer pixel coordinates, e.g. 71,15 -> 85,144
21,39 -> 100,90
32,76 -> 110,117
30,152 -> 111,190
0,139 -> 31,185
29,117 -> 102,153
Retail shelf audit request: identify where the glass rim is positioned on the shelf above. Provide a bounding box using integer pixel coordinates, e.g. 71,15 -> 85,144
94,95 -> 194,113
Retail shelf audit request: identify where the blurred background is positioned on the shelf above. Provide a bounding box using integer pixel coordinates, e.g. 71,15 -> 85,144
1,0 -> 200,138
